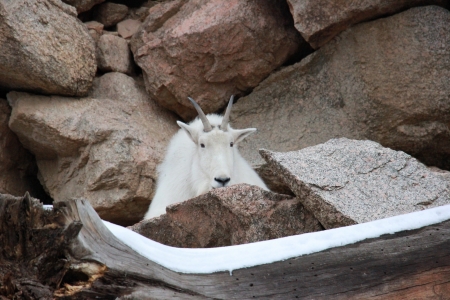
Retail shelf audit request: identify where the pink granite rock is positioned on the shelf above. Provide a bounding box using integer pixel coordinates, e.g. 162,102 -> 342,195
94,2 -> 128,28
85,20 -> 104,34
0,0 -> 96,96
286,0 -> 449,48
85,20 -> 104,42
131,0 -> 305,120
8,73 -> 179,225
97,35 -> 135,75
131,184 -> 322,248
117,19 -> 142,39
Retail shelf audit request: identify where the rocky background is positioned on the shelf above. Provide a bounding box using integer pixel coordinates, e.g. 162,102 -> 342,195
1,0 -> 449,232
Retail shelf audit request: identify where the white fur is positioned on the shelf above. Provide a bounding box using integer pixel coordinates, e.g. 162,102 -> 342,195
144,114 -> 268,219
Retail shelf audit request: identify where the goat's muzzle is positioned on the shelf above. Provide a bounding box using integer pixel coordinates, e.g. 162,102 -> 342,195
214,177 -> 231,187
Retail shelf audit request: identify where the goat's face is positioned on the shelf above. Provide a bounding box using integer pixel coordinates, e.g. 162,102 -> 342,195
177,121 -> 256,190
177,96 -> 256,192
197,128 -> 235,189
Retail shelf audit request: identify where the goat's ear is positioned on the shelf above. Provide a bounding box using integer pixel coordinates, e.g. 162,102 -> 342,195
232,128 -> 257,144
177,121 -> 198,143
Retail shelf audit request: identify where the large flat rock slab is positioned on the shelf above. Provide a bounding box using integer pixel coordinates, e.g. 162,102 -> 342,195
261,138 -> 450,229
131,184 -> 322,248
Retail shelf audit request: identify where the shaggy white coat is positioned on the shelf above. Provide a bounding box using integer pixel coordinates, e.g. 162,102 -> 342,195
144,114 -> 268,219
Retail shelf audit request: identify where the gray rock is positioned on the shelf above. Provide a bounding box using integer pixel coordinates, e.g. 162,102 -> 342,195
261,138 -> 450,229
130,184 -> 322,248
97,35 -> 135,75
0,0 -> 96,97
231,6 -> 450,170
428,167 -> 450,183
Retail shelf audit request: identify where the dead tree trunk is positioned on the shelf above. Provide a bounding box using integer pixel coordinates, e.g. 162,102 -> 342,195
0,193 -> 449,299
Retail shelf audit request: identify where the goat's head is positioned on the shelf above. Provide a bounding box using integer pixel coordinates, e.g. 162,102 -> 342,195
177,96 -> 256,190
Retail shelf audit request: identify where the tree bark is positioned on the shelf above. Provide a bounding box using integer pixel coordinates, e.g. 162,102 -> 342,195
0,193 -> 449,299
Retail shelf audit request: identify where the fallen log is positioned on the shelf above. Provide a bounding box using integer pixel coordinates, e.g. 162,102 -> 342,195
0,193 -> 449,299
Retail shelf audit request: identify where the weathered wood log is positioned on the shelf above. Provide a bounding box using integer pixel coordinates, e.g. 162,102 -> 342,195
0,193 -> 449,299
0,193 -> 82,299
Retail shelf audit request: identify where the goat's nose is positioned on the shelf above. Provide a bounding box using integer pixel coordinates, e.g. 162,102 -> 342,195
214,177 -> 230,186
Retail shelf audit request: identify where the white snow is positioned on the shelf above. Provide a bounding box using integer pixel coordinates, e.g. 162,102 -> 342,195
104,204 -> 450,275
43,204 -> 53,210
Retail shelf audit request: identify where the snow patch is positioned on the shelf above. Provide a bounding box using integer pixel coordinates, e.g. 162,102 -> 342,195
103,204 -> 450,274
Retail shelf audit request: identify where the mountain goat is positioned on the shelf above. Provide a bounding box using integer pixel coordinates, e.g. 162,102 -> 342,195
144,96 -> 268,219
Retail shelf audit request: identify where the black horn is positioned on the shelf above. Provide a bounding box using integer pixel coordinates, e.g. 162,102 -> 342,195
188,97 -> 213,132
221,95 -> 234,131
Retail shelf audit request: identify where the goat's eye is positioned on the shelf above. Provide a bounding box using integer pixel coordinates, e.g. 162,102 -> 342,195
230,142 -> 234,147
200,143 -> 205,148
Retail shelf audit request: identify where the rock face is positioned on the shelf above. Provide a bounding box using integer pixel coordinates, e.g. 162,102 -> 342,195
131,0 -> 304,120
287,0 -> 449,49
0,100 -> 39,197
131,184 -> 322,248
261,138 -> 450,229
0,0 -> 97,97
97,35 -> 135,75
232,6 -> 450,170
8,73 -> 179,225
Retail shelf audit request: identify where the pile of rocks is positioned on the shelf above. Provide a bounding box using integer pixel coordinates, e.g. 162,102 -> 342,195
0,0 -> 449,232
232,5 -> 450,170
132,139 -> 450,247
